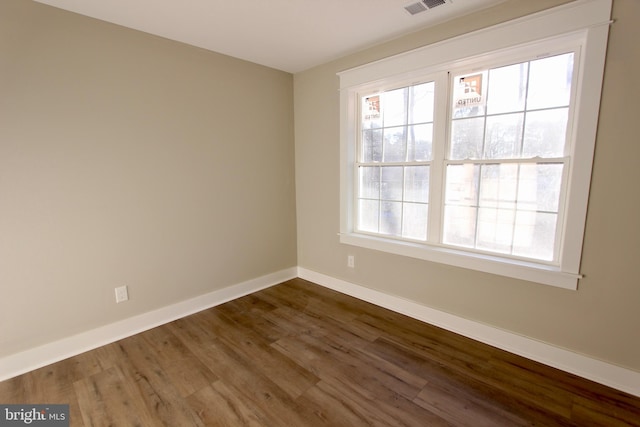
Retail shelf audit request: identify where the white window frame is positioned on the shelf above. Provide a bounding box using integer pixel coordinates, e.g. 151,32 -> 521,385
338,0 -> 612,290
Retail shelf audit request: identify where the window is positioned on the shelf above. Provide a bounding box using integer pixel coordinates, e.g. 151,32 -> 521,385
339,0 -> 612,289
446,53 -> 575,262
357,81 -> 435,241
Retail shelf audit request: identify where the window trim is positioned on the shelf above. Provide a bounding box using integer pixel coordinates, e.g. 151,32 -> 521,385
338,0 -> 612,290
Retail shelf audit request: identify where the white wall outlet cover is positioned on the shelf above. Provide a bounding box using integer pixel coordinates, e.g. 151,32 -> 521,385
115,286 -> 129,303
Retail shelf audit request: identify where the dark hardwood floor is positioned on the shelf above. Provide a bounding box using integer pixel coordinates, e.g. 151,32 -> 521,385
1,278 -> 639,426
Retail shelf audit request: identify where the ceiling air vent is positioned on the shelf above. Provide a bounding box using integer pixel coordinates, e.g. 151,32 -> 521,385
423,0 -> 447,8
404,0 -> 449,16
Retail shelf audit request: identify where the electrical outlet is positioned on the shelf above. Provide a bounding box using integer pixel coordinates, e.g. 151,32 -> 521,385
115,285 -> 129,303
347,255 -> 355,268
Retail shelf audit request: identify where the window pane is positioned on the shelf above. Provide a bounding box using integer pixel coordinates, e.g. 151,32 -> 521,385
409,82 -> 435,124
445,164 -> 480,206
380,201 -> 402,235
476,207 -> 516,254
487,62 -> 528,115
383,87 -> 408,127
522,108 -> 568,158
517,164 -> 564,213
359,166 -> 380,199
450,117 -> 485,160
362,129 -> 383,162
513,211 -> 557,261
443,205 -> 477,247
478,164 -> 517,209
358,199 -> 379,233
381,166 -> 403,201
383,127 -> 407,162
408,123 -> 433,161
527,53 -> 574,110
403,203 -> 428,240
404,166 -> 429,203
484,113 -> 524,159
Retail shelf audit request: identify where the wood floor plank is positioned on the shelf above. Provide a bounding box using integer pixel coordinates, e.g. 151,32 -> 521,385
571,394 -> 640,427
187,380 -> 275,426
166,314 -> 219,350
354,311 -> 495,371
480,355 -> 577,419
297,379 -> 452,427
364,335 -> 577,426
351,310 -> 582,421
273,332 -> 426,402
414,382 -> 530,427
113,336 -> 206,426
214,297 -> 286,343
494,348 -> 640,418
261,305 -> 336,340
135,326 -> 219,398
190,308 -> 320,399
1,278 -> 639,426
2,358 -> 89,426
217,293 -> 278,315
254,282 -> 314,312
73,366 -> 155,427
183,338 -> 313,426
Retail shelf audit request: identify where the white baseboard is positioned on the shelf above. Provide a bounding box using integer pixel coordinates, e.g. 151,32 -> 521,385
0,267 -> 297,382
297,267 -> 640,398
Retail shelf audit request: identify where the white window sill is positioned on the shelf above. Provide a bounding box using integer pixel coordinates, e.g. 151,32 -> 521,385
339,232 -> 581,290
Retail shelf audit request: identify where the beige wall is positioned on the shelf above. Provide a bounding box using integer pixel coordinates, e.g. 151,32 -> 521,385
294,0 -> 640,372
0,0 -> 296,357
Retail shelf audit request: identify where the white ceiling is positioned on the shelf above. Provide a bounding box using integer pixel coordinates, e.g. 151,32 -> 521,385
34,0 -> 507,73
